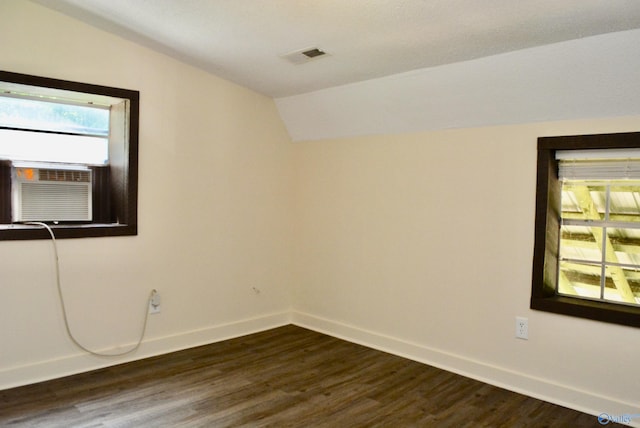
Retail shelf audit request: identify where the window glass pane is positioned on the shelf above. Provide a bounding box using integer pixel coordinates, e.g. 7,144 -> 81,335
560,183 -> 606,221
0,96 -> 109,136
560,224 -> 602,263
609,184 -> 640,223
558,259 -> 602,298
602,265 -> 640,306
0,128 -> 108,164
606,227 -> 640,265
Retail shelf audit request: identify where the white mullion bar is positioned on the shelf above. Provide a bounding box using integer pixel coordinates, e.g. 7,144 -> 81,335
599,186 -> 611,300
561,218 -> 640,229
561,257 -> 640,271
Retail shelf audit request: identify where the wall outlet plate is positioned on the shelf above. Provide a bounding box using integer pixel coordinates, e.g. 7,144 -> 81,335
516,316 -> 528,340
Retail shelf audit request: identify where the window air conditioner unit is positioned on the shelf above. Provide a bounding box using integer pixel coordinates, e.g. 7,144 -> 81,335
11,163 -> 92,222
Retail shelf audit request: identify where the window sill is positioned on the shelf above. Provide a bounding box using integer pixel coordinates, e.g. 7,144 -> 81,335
0,223 -> 136,240
531,295 -> 640,328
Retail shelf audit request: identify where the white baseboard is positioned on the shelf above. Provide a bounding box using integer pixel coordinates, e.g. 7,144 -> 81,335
0,311 -> 291,391
291,311 -> 639,428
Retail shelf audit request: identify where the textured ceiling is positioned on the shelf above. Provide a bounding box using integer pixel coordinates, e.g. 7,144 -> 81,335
32,0 -> 640,98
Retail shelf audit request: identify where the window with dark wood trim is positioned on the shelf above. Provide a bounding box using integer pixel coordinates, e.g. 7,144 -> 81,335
0,71 -> 139,240
531,131 -> 640,327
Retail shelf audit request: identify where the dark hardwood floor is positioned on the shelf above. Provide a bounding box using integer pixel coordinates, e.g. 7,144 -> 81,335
0,325 -> 615,427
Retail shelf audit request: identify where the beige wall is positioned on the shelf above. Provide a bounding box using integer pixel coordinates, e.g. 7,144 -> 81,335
0,0 -> 294,386
291,117 -> 640,417
2,0 -> 639,421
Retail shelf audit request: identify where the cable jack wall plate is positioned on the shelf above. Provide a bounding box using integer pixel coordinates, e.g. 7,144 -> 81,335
149,290 -> 161,314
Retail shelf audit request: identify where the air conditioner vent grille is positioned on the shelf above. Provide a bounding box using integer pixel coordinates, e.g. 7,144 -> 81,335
39,169 -> 90,182
20,182 -> 90,221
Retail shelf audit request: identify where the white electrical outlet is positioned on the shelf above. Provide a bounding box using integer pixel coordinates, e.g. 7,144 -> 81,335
149,290 -> 161,314
516,316 -> 528,340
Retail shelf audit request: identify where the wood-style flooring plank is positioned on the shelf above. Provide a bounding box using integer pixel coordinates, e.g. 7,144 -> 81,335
0,325 -> 620,427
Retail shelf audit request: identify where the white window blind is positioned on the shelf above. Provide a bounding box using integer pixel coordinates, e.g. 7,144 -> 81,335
556,149 -> 640,180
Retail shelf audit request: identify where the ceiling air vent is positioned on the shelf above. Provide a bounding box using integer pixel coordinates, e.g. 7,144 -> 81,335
302,48 -> 325,58
281,47 -> 329,65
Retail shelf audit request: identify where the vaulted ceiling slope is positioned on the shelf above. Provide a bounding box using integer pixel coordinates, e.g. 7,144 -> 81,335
32,0 -> 640,98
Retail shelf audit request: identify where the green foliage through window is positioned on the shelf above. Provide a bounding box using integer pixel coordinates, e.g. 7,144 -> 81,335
0,96 -> 109,136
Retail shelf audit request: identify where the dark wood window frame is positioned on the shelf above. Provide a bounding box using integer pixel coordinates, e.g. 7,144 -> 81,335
531,131 -> 640,327
0,70 -> 139,240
